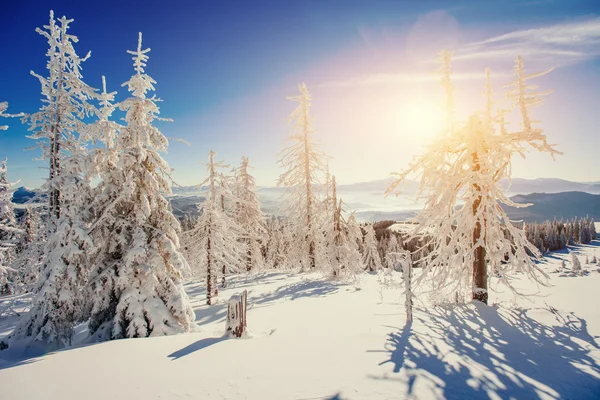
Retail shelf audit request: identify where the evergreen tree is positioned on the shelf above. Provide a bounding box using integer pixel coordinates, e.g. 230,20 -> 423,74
233,157 -> 267,271
265,217 -> 287,269
85,33 -> 195,340
363,224 -> 382,271
572,252 -> 582,272
14,207 -> 44,292
328,199 -> 362,278
183,150 -> 245,305
0,160 -> 21,296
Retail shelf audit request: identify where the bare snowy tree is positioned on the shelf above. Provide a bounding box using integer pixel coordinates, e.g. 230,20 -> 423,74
387,51 -> 560,304
277,83 -> 327,271
26,11 -> 97,231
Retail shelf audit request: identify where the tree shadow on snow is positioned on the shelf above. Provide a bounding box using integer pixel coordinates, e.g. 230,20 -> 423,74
370,303 -> 600,399
167,336 -> 227,360
253,279 -> 341,307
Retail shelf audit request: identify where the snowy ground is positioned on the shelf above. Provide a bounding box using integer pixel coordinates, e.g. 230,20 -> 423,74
0,242 -> 599,399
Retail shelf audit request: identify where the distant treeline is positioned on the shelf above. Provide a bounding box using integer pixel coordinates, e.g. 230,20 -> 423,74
372,217 -> 597,265
522,217 -> 596,254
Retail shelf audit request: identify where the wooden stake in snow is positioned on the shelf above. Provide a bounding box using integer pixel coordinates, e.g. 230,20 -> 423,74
402,253 -> 413,322
226,290 -> 248,338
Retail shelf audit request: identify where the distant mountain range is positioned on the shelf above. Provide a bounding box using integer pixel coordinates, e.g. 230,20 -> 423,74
11,186 -> 45,204
10,177 -> 600,223
502,192 -> 600,222
174,177 -> 600,196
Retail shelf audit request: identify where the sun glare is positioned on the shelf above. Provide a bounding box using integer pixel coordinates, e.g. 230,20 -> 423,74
396,101 -> 445,144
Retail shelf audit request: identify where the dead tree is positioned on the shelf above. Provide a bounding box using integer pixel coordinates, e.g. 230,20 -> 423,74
226,289 -> 248,338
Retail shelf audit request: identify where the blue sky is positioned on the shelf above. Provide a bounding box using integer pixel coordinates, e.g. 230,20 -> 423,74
1,0 -> 599,188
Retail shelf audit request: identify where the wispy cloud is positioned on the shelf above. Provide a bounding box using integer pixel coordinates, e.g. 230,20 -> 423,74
455,17 -> 600,64
318,71 -> 509,88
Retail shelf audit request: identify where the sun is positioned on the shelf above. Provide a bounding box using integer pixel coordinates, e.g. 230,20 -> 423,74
397,101 -> 445,143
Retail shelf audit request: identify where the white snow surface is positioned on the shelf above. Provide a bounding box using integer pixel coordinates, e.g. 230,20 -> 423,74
0,242 -> 599,400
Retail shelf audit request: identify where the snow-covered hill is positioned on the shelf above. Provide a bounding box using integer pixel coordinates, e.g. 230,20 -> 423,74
1,242 -> 599,399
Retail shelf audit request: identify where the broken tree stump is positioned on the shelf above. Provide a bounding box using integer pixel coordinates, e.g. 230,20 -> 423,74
226,289 -> 248,338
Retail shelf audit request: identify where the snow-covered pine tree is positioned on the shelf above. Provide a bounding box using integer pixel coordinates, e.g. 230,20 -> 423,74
347,213 -> 364,257
26,11 -> 97,231
183,150 -> 246,305
327,198 -> 363,279
277,83 -> 327,271
233,156 -> 266,271
387,52 -> 560,304
14,206 -> 44,292
0,160 -> 22,296
363,223 -> 382,271
265,217 -> 288,269
572,253 -> 582,272
10,116 -> 95,349
85,33 -> 195,341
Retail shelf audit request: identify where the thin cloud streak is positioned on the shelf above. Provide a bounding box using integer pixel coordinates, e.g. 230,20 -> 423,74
319,71 -> 510,88
456,17 -> 600,64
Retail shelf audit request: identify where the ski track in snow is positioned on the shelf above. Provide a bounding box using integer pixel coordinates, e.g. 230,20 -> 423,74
0,242 -> 599,399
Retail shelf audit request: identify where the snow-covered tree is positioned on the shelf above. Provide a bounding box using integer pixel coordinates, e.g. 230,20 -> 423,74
387,52 -> 560,304
0,160 -> 21,296
265,217 -> 288,269
233,157 -> 266,271
184,150 -> 246,305
277,83 -> 327,271
10,120 -> 95,349
572,253 -> 582,272
363,224 -> 382,271
26,11 -> 97,230
85,33 -> 195,341
0,102 -> 10,131
13,207 -> 44,292
327,199 -> 363,279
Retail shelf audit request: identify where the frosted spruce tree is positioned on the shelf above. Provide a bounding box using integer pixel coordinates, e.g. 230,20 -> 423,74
233,156 -> 267,271
26,11 -> 97,231
387,52 -> 560,304
265,217 -> 288,269
0,160 -> 21,296
277,83 -> 327,271
572,253 -> 582,272
11,117 -> 96,349
363,224 -> 382,272
85,33 -> 194,340
328,198 -> 363,279
183,150 -> 246,305
14,207 -> 44,292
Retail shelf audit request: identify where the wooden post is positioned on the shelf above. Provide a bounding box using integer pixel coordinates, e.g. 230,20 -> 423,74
226,290 -> 248,338
402,252 -> 413,322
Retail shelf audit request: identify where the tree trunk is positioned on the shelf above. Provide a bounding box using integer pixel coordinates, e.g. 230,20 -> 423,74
471,154 -> 488,304
206,235 -> 212,305
226,290 -> 248,338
